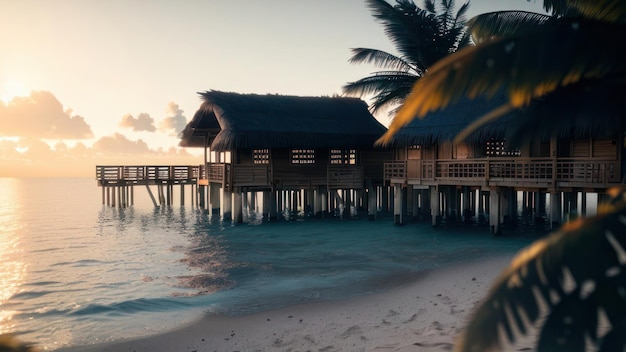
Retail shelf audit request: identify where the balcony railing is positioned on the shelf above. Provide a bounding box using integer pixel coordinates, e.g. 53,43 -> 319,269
384,157 -> 621,188
96,165 -> 199,185
199,163 -> 367,190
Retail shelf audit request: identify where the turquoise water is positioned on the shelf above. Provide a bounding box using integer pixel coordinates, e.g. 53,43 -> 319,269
0,178 -> 533,350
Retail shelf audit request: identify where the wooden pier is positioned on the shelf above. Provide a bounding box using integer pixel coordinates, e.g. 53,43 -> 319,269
96,165 -> 199,207
95,164 -> 398,222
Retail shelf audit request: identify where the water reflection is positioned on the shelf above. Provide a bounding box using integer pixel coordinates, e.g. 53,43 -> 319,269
96,205 -> 233,297
0,179 -> 27,334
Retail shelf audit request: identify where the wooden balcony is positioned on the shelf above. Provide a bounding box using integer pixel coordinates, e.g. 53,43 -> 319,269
199,163 -> 367,190
96,165 -> 199,186
384,157 -> 621,190
198,163 -> 233,191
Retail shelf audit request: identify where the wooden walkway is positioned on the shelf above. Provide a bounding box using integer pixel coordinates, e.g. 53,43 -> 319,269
96,165 -> 199,207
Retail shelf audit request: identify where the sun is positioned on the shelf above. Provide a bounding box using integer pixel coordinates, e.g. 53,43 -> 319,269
1,80 -> 29,104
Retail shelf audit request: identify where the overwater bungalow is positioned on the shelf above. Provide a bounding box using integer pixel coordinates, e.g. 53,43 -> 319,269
179,90 -> 393,222
383,95 -> 624,233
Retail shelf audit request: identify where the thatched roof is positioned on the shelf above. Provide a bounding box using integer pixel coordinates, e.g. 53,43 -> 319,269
387,83 -> 624,147
179,90 -> 388,150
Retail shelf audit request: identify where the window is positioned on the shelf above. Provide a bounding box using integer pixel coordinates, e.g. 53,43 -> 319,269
210,151 -> 231,163
330,149 -> 356,165
408,145 -> 421,160
485,139 -> 521,157
291,149 -> 315,164
253,149 -> 270,164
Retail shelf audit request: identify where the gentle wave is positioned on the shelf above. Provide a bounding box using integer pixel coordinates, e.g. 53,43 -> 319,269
51,259 -> 118,267
68,297 -> 196,316
10,290 -> 57,300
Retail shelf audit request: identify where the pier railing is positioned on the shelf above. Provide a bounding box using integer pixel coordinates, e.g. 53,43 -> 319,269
96,165 -> 199,185
384,157 -> 620,188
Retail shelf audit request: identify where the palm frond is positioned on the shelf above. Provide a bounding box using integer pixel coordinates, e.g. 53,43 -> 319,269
543,0 -> 626,23
498,78 -> 624,145
344,71 -> 418,95
453,1 -> 470,27
347,48 -> 416,72
379,18 -> 626,145
599,318 -> 626,352
468,11 -> 552,44
454,187 -> 626,352
536,292 -> 598,352
423,0 -> 436,13
365,0 -> 431,66
369,86 -> 416,113
344,71 -> 418,112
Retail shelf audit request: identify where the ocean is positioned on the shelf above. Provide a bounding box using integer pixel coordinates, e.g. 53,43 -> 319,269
0,177 -> 534,351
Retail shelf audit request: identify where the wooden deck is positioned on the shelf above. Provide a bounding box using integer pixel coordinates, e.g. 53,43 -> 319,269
96,165 -> 201,207
96,165 -> 199,186
384,157 -> 621,190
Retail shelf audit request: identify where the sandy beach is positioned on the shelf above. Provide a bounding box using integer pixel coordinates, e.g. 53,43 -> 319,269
61,254 -> 524,352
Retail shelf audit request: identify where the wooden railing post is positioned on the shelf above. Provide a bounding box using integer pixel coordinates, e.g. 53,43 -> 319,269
486,158 -> 490,181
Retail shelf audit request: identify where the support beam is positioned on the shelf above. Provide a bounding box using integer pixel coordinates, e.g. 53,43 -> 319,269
381,186 -> 389,213
198,185 -> 206,209
580,192 -> 587,216
535,192 -> 546,220
368,186 -> 377,221
222,189 -> 232,221
489,188 -> 501,235
233,188 -> 243,223
210,183 -> 221,215
269,190 -> 278,220
430,186 -> 440,227
314,188 -> 322,216
146,185 -> 158,207
393,185 -> 405,225
550,191 -> 562,228
320,188 -> 327,218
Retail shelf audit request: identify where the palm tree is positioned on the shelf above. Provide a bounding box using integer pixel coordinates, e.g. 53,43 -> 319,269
376,1 -> 626,351
377,1 -> 626,145
343,0 -> 472,117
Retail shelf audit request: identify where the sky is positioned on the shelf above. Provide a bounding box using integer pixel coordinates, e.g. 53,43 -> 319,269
0,0 -> 547,177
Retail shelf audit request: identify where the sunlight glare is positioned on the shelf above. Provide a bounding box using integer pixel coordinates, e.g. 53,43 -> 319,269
1,80 -> 29,104
0,180 -> 27,334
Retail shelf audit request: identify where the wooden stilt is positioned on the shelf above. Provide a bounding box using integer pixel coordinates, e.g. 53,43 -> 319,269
368,186 -> 377,220
222,189 -> 232,221
581,191 -> 587,216
210,184 -> 221,215
430,186 -> 440,226
233,188 -> 243,223
550,191 -> 562,228
489,188 -> 501,235
270,189 -> 278,220
393,185 -> 404,225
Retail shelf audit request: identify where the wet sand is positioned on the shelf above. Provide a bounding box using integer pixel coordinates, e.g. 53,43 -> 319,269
62,254 -> 525,352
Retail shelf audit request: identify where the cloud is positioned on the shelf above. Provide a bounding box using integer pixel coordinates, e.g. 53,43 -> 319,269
119,112 -> 156,132
159,102 -> 187,136
92,133 -> 151,154
0,133 -> 202,177
0,91 -> 94,139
